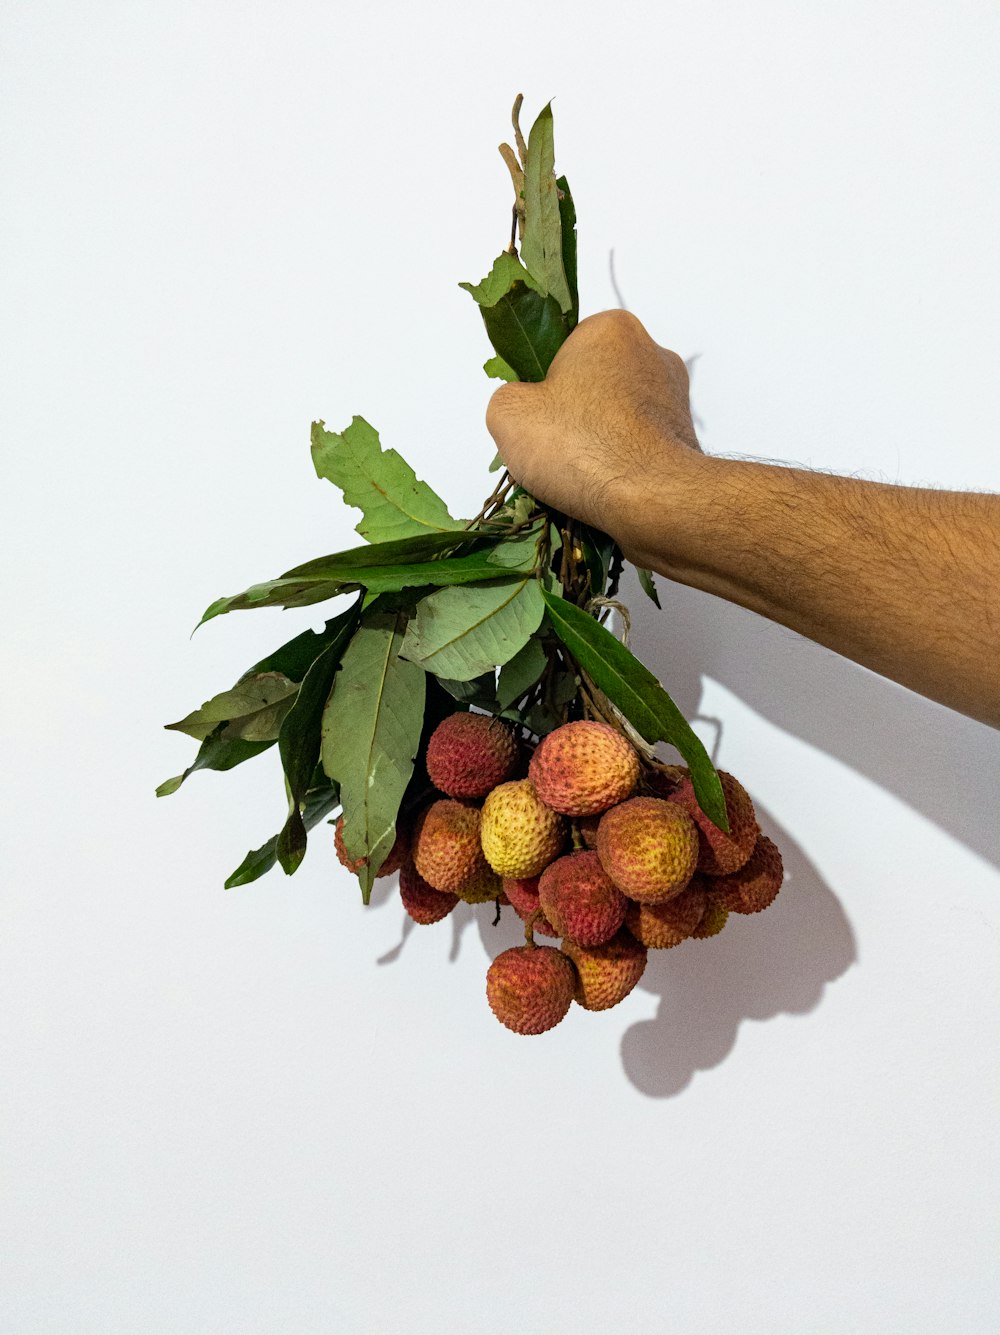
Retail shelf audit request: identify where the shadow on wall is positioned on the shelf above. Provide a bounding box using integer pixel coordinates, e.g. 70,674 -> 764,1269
372,559 -> 998,1097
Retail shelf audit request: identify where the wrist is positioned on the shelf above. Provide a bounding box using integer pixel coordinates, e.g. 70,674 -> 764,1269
613,449 -> 731,574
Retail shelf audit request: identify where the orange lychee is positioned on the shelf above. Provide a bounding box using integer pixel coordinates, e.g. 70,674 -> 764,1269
528,720 -> 640,816
486,945 -> 576,1035
560,931 -> 647,1011
596,796 -> 699,903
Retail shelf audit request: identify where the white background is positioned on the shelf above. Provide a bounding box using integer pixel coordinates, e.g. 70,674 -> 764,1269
3,3 -> 999,1332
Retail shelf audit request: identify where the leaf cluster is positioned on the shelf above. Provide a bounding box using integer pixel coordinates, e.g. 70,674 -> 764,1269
159,98 -> 727,897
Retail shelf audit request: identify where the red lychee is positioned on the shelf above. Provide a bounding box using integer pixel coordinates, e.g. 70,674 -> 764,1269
560,931 -> 648,1011
425,711 -> 519,799
503,875 -> 559,938
538,850 -> 627,946
712,835 -> 784,914
399,860 -> 459,925
486,945 -> 577,1035
528,720 -> 640,816
669,770 -> 759,876
625,877 -> 709,949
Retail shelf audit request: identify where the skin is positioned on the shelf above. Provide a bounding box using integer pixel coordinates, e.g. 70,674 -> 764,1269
486,309 -> 1000,729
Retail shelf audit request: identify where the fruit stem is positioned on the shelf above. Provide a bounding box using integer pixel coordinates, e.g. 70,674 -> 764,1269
523,908 -> 543,947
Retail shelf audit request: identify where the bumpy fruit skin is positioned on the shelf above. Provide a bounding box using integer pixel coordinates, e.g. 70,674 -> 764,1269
712,835 -> 783,914
669,771 -> 759,876
691,898 -> 729,938
626,877 -> 709,949
528,721 -> 640,817
335,817 -> 408,878
538,851 -> 627,947
486,945 -> 576,1035
399,860 -> 458,925
596,797 -> 699,904
560,931 -> 648,1011
454,861 -> 503,905
480,780 -> 566,879
503,876 -> 558,938
425,711 -> 519,799
412,799 -> 489,894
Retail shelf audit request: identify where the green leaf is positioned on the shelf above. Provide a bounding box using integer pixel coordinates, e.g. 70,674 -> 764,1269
156,730 -> 273,797
460,252 -> 542,306
485,525 -> 542,570
244,619 -> 356,681
284,531 -> 482,577
635,566 -> 662,609
311,416 -> 463,543
478,282 -> 567,383
540,588 -> 728,830
197,541 -> 528,627
274,602 -> 361,874
165,673 -> 299,742
225,783 -> 341,888
320,606 -> 426,903
488,450 -> 503,473
401,577 -> 545,681
484,355 -> 519,382
520,103 -> 573,315
496,637 -> 547,710
556,174 -> 579,331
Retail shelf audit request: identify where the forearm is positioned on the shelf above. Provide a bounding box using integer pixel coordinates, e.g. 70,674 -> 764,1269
619,455 -> 1000,728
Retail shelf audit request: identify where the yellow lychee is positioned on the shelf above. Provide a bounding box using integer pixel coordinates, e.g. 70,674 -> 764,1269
412,799 -> 489,894
596,796 -> 699,903
454,861 -> 503,905
480,779 -> 566,879
486,944 -> 576,1035
691,898 -> 729,939
528,720 -> 640,816
560,931 -> 647,1011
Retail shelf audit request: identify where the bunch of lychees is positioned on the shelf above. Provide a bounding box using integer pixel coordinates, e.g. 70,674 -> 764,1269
337,712 -> 783,1035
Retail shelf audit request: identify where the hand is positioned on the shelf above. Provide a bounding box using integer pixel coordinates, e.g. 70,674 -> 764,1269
485,309 -> 703,557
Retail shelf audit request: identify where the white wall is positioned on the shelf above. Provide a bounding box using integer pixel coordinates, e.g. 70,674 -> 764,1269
3,3 -> 998,1332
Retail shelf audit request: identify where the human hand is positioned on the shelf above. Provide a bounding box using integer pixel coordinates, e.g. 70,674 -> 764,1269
485,309 -> 703,558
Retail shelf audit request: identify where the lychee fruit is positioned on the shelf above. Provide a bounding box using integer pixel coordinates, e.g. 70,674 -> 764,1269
335,816 -> 408,878
412,799 -> 489,894
425,711 -> 519,799
486,945 -> 577,1035
625,877 -> 709,949
454,861 -> 503,905
560,931 -> 648,1011
503,876 -> 559,938
596,797 -> 699,903
669,770 -> 759,876
528,720 -> 640,816
480,779 -> 566,878
538,850 -> 627,946
712,835 -> 783,914
399,860 -> 458,925
691,898 -> 729,939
